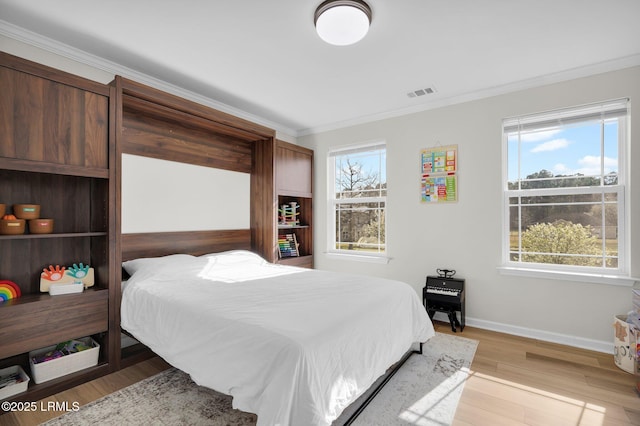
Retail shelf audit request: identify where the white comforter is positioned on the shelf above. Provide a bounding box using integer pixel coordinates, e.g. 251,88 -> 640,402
121,251 -> 434,426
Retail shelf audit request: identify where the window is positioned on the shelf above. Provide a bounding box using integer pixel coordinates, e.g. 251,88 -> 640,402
502,99 -> 629,277
328,142 -> 386,257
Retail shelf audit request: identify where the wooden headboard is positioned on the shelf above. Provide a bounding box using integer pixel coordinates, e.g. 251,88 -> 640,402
121,230 -> 252,262
114,76 -> 276,263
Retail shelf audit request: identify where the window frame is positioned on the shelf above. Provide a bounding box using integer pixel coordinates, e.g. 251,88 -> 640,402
500,99 -> 632,284
327,141 -> 389,262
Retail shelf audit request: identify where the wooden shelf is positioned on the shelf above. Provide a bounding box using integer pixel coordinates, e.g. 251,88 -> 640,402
0,288 -> 109,360
0,287 -> 106,307
0,232 -> 108,240
0,51 -> 115,404
0,157 -> 109,179
7,362 -> 111,403
274,140 -> 313,268
277,255 -> 314,268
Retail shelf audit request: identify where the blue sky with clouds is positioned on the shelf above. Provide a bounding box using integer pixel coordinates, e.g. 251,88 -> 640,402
508,120 -> 619,182
335,149 -> 387,188
337,119 -> 619,188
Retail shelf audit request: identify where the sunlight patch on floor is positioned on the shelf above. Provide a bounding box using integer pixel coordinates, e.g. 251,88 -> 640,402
465,370 -> 608,425
398,366 -> 472,425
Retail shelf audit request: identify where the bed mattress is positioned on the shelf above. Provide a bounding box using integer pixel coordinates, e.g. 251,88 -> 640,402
121,251 -> 434,425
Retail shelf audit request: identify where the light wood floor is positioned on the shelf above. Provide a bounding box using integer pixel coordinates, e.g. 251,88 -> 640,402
434,323 -> 640,426
3,322 -> 639,425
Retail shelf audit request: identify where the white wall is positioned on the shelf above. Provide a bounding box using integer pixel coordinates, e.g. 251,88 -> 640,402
299,66 -> 640,351
121,154 -> 250,233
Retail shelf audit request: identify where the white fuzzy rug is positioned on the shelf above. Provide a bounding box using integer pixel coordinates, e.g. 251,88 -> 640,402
43,333 -> 477,426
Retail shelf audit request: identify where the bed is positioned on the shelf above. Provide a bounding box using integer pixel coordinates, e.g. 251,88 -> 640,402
120,249 -> 434,426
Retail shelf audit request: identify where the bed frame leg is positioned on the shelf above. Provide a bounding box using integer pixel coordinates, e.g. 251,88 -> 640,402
342,341 -> 424,425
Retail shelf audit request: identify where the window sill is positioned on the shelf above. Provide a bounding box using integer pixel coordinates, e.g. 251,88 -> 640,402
498,266 -> 638,287
325,252 -> 391,264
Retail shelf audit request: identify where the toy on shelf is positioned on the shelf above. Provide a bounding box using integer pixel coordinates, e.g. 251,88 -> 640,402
278,233 -> 299,258
31,339 -> 93,365
278,202 -> 300,227
40,263 -> 95,295
0,280 -> 21,301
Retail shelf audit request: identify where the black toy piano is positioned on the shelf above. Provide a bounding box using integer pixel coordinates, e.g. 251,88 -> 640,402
423,272 -> 465,332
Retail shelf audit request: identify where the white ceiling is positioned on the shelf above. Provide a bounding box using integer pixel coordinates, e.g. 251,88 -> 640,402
1,0 -> 640,137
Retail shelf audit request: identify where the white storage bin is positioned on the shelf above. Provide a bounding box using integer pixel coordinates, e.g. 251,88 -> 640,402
29,337 -> 99,384
0,365 -> 30,400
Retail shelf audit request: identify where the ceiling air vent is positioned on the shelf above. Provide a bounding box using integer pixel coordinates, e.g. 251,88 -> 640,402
407,87 -> 436,98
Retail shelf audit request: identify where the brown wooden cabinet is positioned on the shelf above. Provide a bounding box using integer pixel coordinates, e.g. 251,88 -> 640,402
0,52 -> 115,402
0,52 -> 309,404
275,140 -> 313,268
276,141 -> 313,197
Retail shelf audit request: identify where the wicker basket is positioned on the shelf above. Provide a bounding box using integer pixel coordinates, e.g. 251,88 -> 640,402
0,219 -> 25,235
29,218 -> 54,234
13,204 -> 40,220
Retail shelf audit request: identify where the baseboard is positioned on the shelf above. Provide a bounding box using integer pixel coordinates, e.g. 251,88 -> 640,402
432,312 -> 612,354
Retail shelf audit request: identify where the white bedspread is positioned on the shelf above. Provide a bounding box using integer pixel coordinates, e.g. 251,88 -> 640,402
121,251 -> 434,426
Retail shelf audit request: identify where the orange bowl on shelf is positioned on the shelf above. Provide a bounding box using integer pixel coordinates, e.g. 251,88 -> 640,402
13,204 -> 40,220
0,219 -> 26,235
28,218 -> 54,234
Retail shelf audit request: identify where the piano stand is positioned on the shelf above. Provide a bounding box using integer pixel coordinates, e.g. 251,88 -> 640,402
426,303 -> 464,332
423,276 -> 466,333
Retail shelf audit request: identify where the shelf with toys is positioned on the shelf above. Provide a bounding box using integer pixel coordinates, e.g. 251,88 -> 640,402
274,140 -> 313,268
0,52 -> 115,404
272,139 -> 314,268
277,195 -> 312,267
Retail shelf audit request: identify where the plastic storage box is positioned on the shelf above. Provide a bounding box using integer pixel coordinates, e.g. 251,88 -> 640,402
29,337 -> 99,384
0,365 -> 30,400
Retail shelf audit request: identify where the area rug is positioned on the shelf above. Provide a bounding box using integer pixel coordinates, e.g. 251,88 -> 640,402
43,333 -> 477,426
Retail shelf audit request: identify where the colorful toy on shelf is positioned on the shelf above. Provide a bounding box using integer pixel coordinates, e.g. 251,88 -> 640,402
40,263 -> 95,293
278,201 -> 300,226
0,280 -> 21,301
41,265 -> 66,281
278,233 -> 299,258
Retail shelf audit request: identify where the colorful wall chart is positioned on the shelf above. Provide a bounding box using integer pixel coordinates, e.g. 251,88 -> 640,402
420,145 -> 458,203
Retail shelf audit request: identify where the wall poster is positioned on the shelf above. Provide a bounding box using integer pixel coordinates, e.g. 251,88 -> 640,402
420,144 -> 458,203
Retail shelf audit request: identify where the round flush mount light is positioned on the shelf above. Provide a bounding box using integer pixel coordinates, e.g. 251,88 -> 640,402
314,0 -> 372,46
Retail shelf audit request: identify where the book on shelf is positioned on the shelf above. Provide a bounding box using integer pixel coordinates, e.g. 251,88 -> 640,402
278,233 -> 299,258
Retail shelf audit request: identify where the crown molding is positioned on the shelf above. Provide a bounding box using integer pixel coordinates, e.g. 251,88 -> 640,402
3,19 -> 638,140
0,19 -> 298,140
298,53 -> 640,137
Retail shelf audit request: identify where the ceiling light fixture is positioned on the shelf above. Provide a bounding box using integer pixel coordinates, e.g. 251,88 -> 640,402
314,0 -> 372,46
